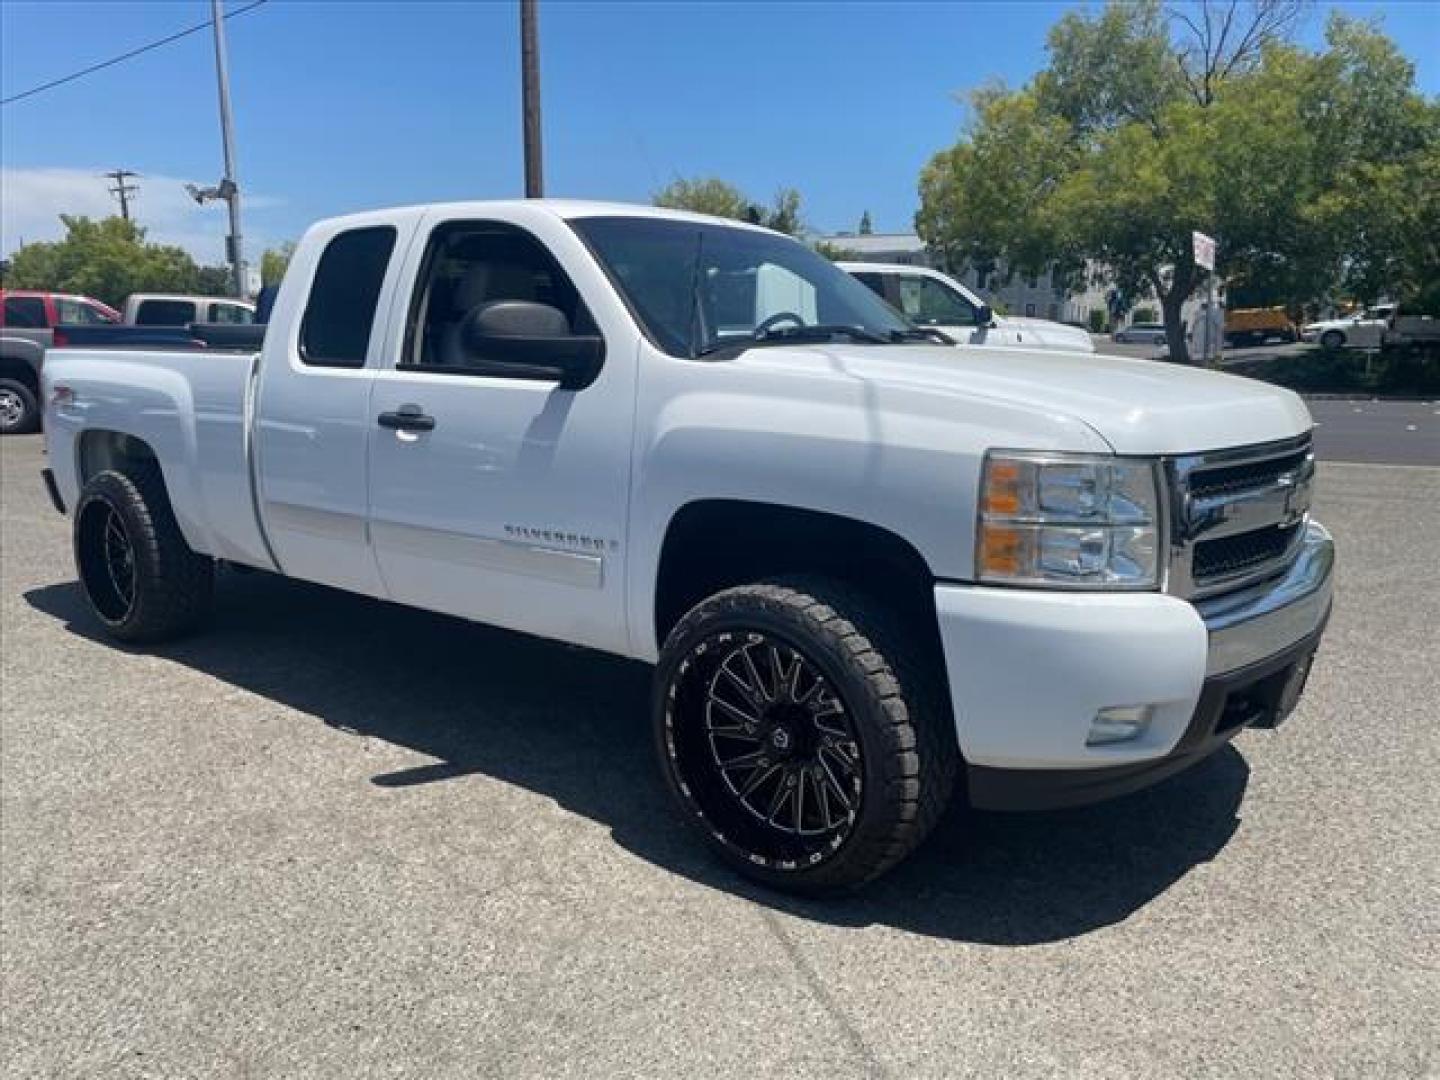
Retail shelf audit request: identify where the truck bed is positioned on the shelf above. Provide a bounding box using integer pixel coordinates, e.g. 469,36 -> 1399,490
42,345 -> 273,570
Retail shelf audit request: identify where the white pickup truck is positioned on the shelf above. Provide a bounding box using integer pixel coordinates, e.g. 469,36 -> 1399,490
40,200 -> 1333,892
841,262 -> 1096,353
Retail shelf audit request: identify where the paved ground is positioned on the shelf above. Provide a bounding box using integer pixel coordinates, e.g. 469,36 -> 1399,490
1308,399 -> 1440,466
1088,335 -> 1310,363
2,433 -> 1437,1079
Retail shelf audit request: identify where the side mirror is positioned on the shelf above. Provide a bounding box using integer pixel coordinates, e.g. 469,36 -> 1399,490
463,300 -> 605,390
976,303 -> 994,326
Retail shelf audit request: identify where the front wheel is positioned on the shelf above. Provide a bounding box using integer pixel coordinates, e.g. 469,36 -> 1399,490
0,378 -> 40,435
74,468 -> 214,643
654,578 -> 957,893
1320,330 -> 1345,351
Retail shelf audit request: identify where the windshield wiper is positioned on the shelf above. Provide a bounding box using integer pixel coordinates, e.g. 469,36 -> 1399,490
889,327 -> 957,345
692,323 -> 891,360
752,324 -> 890,345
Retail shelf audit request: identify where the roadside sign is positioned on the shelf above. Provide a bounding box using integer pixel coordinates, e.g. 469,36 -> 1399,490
1193,231 -> 1216,272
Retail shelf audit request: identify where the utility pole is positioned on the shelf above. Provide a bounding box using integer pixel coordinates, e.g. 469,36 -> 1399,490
210,0 -> 245,296
104,170 -> 140,220
520,0 -> 543,197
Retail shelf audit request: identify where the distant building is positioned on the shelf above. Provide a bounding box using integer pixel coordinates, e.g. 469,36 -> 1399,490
821,232 -> 929,265
818,231 -> 1107,325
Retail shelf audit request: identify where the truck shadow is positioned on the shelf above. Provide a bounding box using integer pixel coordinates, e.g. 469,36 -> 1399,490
25,571 -> 1248,946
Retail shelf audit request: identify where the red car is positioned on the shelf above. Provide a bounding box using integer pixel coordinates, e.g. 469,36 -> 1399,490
1,289 -> 121,332
1,291 -> 123,433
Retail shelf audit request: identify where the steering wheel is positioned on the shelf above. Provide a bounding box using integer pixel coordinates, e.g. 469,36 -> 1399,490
754,311 -> 805,337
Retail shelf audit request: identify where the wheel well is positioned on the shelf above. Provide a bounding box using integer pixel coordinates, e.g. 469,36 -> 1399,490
78,430 -> 160,485
653,500 -> 941,652
0,356 -> 40,392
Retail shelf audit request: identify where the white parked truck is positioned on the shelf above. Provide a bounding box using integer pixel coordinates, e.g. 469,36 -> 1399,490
841,262 -> 1096,353
40,201 -> 1333,892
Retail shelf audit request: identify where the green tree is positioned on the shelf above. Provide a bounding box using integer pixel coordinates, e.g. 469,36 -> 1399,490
653,177 -> 751,220
652,177 -> 807,235
859,210 -> 874,234
917,2 -> 1433,363
813,240 -> 861,261
260,241 -> 296,286
5,215 -> 209,309
193,265 -> 233,296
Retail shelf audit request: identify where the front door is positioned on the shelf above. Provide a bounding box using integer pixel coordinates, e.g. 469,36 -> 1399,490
365,214 -> 635,655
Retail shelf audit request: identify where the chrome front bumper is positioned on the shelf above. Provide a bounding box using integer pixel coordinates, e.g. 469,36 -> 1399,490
1197,520 -> 1334,676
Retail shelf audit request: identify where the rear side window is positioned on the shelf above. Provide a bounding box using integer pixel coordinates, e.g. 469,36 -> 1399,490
300,226 -> 396,367
136,299 -> 198,325
3,297 -> 47,327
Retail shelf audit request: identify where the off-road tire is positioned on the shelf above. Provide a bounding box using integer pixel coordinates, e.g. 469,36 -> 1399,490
654,577 -> 958,894
0,378 -> 40,435
74,467 -> 214,643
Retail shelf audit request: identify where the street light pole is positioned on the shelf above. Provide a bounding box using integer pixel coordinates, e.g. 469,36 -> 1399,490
520,0 -> 543,197
210,0 -> 245,296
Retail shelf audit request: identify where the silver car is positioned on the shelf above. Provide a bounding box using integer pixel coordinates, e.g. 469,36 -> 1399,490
1113,321 -> 1168,345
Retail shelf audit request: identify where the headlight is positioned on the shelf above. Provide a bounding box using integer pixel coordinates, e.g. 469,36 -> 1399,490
977,451 -> 1161,589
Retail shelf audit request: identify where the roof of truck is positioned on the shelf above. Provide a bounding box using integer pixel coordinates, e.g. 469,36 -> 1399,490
314,199 -> 779,235
126,293 -> 255,307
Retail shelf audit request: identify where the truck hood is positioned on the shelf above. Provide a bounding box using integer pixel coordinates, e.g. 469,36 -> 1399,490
993,315 -> 1095,352
737,343 -> 1312,456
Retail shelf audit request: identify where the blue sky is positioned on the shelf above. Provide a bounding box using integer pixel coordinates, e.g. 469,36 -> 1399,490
2,0 -> 1437,263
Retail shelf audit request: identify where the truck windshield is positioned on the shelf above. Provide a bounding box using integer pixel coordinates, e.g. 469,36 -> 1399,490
570,216 -> 914,358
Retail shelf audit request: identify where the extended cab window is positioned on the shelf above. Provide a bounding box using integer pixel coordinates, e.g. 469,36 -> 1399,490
3,297 -> 47,327
897,275 -> 979,326
136,299 -> 199,325
401,221 -> 595,371
300,226 -> 396,367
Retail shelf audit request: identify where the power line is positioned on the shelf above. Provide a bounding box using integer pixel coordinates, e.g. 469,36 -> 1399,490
0,0 -> 268,107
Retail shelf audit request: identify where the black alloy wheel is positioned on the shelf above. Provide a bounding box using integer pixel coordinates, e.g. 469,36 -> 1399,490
78,500 -> 138,623
655,579 -> 957,893
676,631 -> 863,864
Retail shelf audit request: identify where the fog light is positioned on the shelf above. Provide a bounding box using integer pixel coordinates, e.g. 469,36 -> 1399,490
1087,705 -> 1154,746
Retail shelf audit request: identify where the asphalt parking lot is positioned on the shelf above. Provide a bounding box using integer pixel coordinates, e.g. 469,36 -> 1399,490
2,432 -> 1437,1079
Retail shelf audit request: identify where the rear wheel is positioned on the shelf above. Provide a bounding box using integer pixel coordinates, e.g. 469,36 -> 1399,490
0,378 -> 39,435
1320,330 -> 1345,351
74,468 -> 213,642
654,578 -> 957,893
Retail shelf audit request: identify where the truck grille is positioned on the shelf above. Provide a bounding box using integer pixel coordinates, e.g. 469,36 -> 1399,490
1193,522 -> 1303,580
1166,434 -> 1314,599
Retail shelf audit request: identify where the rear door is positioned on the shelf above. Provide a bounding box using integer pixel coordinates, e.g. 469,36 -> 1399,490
364,211 -> 635,654
254,221 -> 407,597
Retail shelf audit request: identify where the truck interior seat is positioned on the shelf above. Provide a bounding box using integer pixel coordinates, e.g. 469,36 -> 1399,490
437,262 -> 538,366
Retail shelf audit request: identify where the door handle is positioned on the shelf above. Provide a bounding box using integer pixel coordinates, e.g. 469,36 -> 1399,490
377,410 -> 435,432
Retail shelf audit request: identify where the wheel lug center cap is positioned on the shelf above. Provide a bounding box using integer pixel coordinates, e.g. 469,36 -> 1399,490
769,727 -> 792,751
